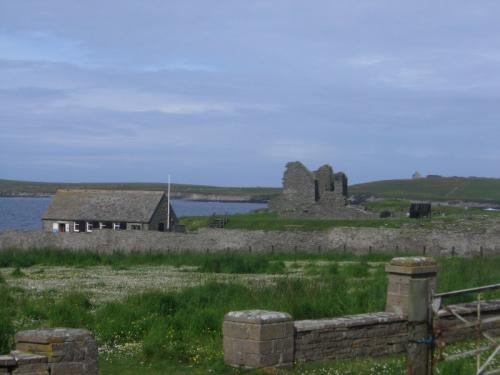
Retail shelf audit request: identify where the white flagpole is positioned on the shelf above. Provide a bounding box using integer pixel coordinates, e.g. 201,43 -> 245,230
167,175 -> 171,231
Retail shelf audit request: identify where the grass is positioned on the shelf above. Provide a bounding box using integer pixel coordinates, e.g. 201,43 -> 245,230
180,206 -> 500,232
181,211 -> 412,232
0,248 -> 395,271
1,251 -> 499,373
351,176 -> 500,204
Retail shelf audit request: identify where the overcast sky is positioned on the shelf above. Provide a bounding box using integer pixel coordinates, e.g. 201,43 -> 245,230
1,1 -> 499,186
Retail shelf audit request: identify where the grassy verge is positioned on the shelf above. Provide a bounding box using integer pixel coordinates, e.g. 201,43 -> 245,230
0,248 -> 395,272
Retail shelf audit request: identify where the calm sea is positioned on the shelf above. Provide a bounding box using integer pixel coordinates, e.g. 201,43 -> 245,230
0,197 -> 266,231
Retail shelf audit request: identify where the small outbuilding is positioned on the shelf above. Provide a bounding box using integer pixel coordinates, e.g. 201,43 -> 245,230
42,189 -> 178,233
409,203 -> 432,219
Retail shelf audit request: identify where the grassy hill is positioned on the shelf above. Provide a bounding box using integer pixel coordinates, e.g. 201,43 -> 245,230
351,176 -> 500,204
0,179 -> 280,202
3,175 -> 500,204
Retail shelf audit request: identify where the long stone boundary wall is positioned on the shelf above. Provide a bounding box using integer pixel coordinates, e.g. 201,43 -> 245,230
1,227 -> 500,256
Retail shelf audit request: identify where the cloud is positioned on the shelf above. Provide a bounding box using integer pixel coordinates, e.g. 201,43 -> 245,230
49,88 -> 236,114
0,31 -> 91,66
344,56 -> 385,67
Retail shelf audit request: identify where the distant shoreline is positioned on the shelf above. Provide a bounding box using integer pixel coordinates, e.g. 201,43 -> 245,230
0,193 -> 269,204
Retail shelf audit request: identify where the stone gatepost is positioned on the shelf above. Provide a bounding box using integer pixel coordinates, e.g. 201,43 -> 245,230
14,328 -> 98,375
385,257 -> 440,316
223,310 -> 294,368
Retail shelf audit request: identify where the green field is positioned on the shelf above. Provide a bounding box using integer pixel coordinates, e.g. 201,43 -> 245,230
1,250 -> 499,374
351,176 -> 500,203
181,204 -> 500,233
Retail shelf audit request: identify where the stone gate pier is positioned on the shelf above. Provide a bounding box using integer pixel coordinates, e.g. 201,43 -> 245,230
0,328 -> 97,375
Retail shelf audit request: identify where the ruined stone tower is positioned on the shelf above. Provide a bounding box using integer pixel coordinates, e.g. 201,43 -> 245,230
268,161 -> 371,219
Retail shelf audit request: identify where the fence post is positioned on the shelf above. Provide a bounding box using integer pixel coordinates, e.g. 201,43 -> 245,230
407,278 -> 431,375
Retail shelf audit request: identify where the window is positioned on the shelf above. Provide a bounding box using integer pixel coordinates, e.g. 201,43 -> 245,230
86,222 -> 93,232
113,222 -> 126,230
74,222 -> 80,232
130,224 -> 142,230
99,222 -> 112,229
158,223 -> 165,231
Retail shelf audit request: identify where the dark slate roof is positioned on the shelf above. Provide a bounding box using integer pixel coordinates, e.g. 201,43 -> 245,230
42,189 -> 166,223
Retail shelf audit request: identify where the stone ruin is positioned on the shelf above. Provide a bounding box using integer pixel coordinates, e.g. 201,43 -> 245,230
268,161 -> 372,219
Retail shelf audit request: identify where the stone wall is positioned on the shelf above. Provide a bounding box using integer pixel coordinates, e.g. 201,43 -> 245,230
0,328 -> 97,375
224,301 -> 500,369
2,227 -> 500,256
294,312 -> 407,362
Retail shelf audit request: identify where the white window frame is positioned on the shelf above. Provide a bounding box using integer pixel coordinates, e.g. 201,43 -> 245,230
52,223 -> 59,233
74,222 -> 80,232
86,222 -> 93,232
65,223 -> 70,232
99,222 -> 105,230
113,222 -> 120,230
130,223 -> 142,230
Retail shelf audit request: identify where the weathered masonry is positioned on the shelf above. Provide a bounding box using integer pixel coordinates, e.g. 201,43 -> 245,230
0,328 -> 97,375
268,161 -> 372,219
224,257 -> 500,370
42,189 -> 178,233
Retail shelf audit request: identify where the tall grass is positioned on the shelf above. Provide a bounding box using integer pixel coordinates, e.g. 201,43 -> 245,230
1,273 -> 388,367
0,248 -> 395,271
0,284 -> 14,353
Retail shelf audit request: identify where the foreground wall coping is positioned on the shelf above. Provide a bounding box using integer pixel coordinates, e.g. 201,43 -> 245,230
225,310 -> 292,324
15,328 -> 92,344
385,257 -> 440,275
294,311 -> 405,332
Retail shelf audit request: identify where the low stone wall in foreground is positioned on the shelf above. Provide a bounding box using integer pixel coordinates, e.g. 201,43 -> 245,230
0,328 -> 97,375
224,258 -> 500,369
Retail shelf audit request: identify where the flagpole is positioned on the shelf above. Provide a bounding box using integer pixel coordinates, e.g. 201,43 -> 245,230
167,175 -> 171,231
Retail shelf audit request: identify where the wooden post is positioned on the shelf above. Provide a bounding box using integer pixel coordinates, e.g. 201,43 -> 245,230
407,278 -> 431,375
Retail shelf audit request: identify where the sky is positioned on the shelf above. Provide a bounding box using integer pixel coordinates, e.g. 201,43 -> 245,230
1,1 -> 499,186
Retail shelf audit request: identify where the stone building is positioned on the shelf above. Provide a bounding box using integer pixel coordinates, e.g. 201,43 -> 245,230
42,189 -> 178,233
268,161 -> 372,219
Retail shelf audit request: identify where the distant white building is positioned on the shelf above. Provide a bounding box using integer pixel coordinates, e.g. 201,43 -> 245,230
412,171 -> 423,179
